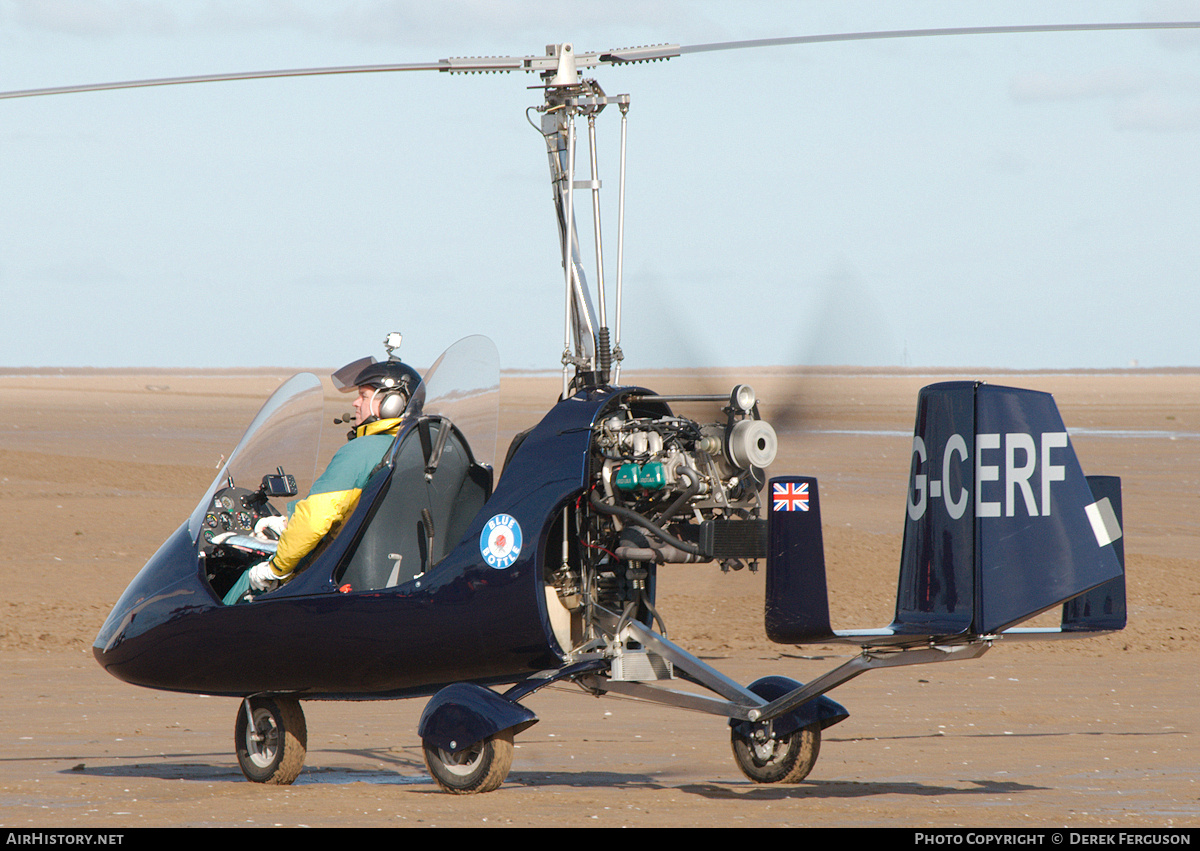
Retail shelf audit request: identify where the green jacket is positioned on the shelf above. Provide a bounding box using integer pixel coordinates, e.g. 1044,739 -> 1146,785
267,417 -> 403,577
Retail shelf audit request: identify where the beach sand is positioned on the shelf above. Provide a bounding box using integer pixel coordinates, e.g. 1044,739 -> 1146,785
1,367 -> 1196,828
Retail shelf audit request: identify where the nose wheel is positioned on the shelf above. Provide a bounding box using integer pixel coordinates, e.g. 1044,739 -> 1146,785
730,722 -> 821,784
235,696 -> 307,784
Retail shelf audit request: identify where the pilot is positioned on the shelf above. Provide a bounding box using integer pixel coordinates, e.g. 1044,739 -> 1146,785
224,356 -> 421,604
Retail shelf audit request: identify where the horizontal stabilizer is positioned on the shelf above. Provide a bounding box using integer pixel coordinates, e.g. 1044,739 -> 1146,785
766,382 -> 1125,646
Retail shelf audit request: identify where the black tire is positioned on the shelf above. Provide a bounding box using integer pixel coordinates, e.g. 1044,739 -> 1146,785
234,696 -> 307,785
422,729 -> 514,794
731,722 -> 821,784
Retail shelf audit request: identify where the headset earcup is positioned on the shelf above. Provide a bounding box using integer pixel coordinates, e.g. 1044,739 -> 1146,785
377,390 -> 407,420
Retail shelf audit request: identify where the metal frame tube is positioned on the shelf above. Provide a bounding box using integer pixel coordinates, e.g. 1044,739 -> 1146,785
562,112 -> 578,395
587,113 -> 607,330
754,642 -> 991,723
577,676 -> 762,720
585,605 -> 996,726
613,105 -> 628,383
593,607 -> 762,707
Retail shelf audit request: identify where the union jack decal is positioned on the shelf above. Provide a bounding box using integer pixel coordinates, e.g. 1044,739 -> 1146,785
772,481 -> 809,512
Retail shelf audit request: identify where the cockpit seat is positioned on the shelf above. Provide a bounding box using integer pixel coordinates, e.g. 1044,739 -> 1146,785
338,418 -> 491,592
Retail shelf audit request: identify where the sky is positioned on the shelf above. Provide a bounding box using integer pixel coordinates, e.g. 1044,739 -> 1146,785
2,0 -> 1198,372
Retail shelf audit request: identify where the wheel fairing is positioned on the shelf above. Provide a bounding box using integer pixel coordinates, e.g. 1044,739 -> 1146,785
728,675 -> 850,739
418,682 -> 538,754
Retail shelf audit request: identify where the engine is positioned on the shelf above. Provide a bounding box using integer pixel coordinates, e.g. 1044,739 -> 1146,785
544,385 -> 777,655
546,385 -> 780,658
587,384 -> 776,568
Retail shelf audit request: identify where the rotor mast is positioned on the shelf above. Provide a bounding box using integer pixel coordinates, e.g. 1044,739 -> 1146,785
537,44 -> 630,396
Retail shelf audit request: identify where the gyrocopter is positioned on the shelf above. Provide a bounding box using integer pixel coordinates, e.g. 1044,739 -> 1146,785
7,21 -> 1181,793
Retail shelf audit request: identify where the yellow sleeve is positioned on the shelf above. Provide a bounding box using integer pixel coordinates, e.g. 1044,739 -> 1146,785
270,487 -> 363,575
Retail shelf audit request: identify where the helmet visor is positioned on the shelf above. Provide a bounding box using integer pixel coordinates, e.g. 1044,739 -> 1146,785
330,356 -> 377,392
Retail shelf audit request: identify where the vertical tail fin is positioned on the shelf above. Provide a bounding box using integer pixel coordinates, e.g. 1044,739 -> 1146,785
766,381 -> 1125,645
764,477 -> 834,643
898,381 -> 1124,635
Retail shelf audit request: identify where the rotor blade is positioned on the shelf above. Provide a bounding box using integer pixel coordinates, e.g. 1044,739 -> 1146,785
678,21 -> 1200,56
0,61 -> 452,100
4,21 -> 1196,101
0,44 -> 684,100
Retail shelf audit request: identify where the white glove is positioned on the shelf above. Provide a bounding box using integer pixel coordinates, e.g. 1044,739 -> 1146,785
248,560 -> 287,592
254,515 -> 287,540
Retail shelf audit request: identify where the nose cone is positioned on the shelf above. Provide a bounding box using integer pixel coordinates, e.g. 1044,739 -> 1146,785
93,523 -> 210,684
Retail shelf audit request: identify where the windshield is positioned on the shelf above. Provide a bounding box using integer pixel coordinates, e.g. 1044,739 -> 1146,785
182,336 -> 499,544
405,335 -> 500,469
186,373 -> 323,541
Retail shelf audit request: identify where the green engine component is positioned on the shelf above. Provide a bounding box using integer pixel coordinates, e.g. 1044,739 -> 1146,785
614,461 -> 667,491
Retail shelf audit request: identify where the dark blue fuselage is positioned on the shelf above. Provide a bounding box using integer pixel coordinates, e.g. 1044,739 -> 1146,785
94,386 -> 630,699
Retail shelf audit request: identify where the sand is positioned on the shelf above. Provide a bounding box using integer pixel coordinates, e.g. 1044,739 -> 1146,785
0,367 -> 1196,828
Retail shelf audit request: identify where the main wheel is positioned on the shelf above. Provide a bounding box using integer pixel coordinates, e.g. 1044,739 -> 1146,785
234,696 -> 307,785
731,722 -> 821,784
422,729 -> 514,794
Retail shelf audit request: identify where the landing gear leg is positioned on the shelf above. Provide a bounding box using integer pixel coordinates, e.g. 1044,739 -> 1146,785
234,696 -> 307,784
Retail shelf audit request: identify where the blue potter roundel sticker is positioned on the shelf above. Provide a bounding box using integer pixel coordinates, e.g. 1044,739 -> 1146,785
480,514 -> 522,570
